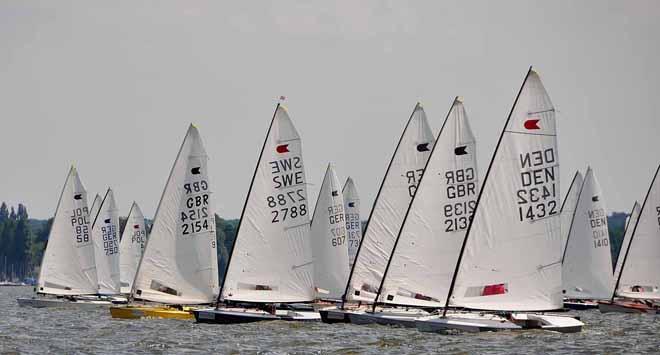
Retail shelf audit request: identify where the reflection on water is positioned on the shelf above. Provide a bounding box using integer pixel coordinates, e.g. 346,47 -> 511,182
1,286 -> 660,354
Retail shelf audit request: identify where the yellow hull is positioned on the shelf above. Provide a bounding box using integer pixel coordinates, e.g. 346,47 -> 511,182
109,305 -> 196,320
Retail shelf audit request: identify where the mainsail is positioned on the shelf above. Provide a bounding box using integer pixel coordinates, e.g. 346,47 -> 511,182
220,104 -> 315,303
343,177 -> 361,268
613,202 -> 640,281
91,188 -> 121,295
378,98 -> 478,308
345,103 -> 434,303
37,167 -> 97,295
448,68 -> 563,311
614,165 -> 660,300
132,124 -> 219,304
562,168 -> 614,300
119,202 -> 147,294
311,163 -> 349,300
560,171 -> 583,255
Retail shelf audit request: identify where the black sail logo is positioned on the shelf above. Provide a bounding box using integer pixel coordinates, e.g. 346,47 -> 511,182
348,202 -> 355,207
416,143 -> 430,152
454,146 -> 468,156
191,167 -> 201,175
104,218 -> 111,224
331,190 -> 338,197
74,194 -> 82,200
592,196 -> 599,202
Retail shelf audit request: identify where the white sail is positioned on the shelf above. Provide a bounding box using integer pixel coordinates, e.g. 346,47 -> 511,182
613,202 -> 640,281
221,105 -> 314,303
343,177 -> 362,268
379,98 -> 478,308
91,188 -> 121,295
311,163 -> 349,300
560,171 -> 583,255
616,165 -> 660,299
37,167 -> 97,295
89,194 -> 102,224
346,103 -> 434,302
132,124 -> 219,304
450,69 -> 563,311
562,168 -> 614,300
119,202 -> 147,294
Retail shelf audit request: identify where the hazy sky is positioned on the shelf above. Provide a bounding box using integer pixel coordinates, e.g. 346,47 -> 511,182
1,1 -> 658,219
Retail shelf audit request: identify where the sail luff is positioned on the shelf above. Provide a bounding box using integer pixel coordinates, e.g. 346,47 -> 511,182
611,201 -> 641,301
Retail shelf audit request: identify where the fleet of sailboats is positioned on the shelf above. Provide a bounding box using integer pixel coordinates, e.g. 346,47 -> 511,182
15,67 -> 657,333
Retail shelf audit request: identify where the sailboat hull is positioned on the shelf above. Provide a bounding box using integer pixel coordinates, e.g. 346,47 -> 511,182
347,308 -> 430,328
194,307 -> 321,324
416,312 -> 583,333
319,308 -> 352,323
109,305 -> 195,320
563,300 -> 599,310
598,301 -> 657,314
16,297 -> 111,308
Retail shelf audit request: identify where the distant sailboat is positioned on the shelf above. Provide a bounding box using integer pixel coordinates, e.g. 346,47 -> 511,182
17,167 -> 109,308
343,177 -> 361,269
345,97 -> 479,327
310,163 -> 349,300
600,164 -> 660,313
110,124 -> 218,319
194,104 -> 319,324
91,188 -> 121,296
343,103 -> 434,304
119,202 -> 147,294
562,168 -> 614,309
416,68 -> 583,333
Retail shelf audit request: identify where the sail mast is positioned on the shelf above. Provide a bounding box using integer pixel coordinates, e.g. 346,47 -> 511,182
341,102 -> 423,305
371,97 -> 459,312
442,67 -> 533,317
610,165 -> 660,302
216,104 -> 280,305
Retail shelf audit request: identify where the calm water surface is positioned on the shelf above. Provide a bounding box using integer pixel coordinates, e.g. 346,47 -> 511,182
1,287 -> 659,354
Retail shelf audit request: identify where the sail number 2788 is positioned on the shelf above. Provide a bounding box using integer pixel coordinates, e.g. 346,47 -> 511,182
267,189 -> 307,223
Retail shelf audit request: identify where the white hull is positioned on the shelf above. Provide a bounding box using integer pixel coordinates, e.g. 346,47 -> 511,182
194,307 -> 320,324
416,312 -> 583,333
17,296 -> 112,308
347,308 -> 430,328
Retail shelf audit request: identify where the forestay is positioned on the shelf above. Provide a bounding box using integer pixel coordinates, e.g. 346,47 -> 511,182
616,165 -> 660,300
89,194 -> 102,225
92,188 -> 121,295
343,177 -> 361,268
378,98 -> 478,308
38,167 -> 97,295
560,171 -> 583,255
562,168 -> 614,300
119,202 -> 147,294
450,69 -> 563,311
132,124 -> 218,304
221,105 -> 315,303
311,164 -> 349,300
346,103 -> 434,303
613,202 -> 640,281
